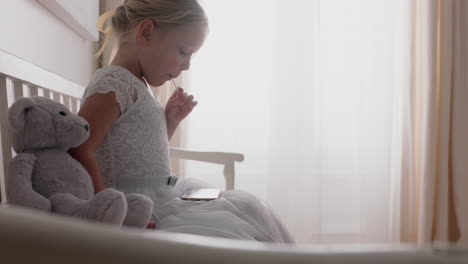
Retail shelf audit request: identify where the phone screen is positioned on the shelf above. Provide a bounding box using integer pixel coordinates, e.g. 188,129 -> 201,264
181,188 -> 220,201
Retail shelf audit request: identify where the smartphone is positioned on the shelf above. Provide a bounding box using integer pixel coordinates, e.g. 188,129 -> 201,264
181,188 -> 220,201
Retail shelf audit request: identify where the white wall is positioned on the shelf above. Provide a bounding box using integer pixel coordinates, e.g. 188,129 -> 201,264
0,0 -> 97,87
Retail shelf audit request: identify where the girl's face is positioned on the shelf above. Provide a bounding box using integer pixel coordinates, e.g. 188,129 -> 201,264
137,21 -> 207,87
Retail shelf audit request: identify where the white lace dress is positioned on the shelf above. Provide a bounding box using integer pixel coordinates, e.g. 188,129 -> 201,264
82,66 -> 293,243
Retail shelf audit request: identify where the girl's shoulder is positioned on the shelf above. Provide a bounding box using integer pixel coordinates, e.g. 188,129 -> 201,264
91,65 -> 134,87
84,66 -> 140,114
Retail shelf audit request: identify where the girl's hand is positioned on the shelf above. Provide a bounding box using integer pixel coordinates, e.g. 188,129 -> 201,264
165,87 -> 198,126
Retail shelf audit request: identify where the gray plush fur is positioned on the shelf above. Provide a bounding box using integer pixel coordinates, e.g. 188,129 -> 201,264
7,96 -> 153,228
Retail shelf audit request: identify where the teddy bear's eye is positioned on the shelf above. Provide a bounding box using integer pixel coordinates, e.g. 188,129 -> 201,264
59,111 -> 67,116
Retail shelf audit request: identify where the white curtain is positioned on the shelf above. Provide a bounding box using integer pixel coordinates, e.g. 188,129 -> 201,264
184,0 -> 411,243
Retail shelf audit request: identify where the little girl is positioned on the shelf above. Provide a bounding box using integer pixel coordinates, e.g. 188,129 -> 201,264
70,0 -> 293,243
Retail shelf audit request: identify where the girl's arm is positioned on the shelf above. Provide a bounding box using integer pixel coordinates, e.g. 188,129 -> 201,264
68,92 -> 120,193
166,120 -> 180,141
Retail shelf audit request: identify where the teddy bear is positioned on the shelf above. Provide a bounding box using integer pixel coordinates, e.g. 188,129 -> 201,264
6,96 -> 153,228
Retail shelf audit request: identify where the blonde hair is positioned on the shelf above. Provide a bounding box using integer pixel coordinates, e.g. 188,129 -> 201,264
96,0 -> 208,58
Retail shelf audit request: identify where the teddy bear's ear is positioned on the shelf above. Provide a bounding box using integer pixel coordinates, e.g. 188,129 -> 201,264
8,97 -> 36,131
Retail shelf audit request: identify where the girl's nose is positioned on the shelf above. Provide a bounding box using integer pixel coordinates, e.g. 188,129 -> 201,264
180,58 -> 191,71
180,62 -> 190,71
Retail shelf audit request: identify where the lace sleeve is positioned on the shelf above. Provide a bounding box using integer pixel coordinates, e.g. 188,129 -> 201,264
82,77 -> 130,114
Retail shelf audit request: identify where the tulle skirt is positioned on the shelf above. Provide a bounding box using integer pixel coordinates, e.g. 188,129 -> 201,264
119,178 -> 294,243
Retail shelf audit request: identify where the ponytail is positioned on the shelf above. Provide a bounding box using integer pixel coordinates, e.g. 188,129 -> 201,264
95,9 -> 116,58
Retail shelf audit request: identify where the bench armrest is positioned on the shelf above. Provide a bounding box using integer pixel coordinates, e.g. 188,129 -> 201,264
169,147 -> 244,190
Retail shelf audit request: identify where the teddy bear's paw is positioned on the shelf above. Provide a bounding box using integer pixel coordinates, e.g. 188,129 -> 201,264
90,188 -> 128,225
8,153 -> 37,183
50,190 -> 127,225
123,194 -> 154,228
50,193 -> 88,216
7,153 -> 51,211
